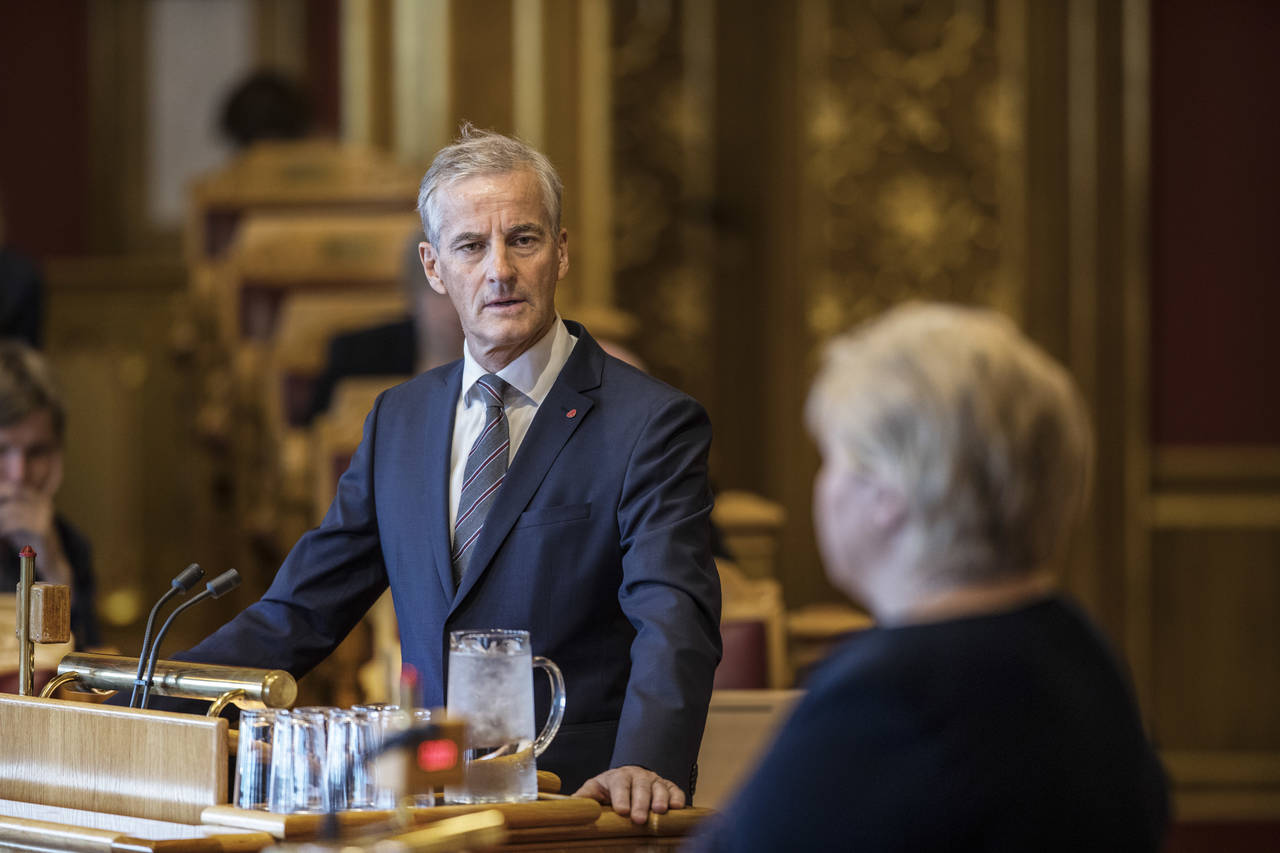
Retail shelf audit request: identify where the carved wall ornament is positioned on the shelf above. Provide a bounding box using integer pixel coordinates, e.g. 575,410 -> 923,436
801,0 -> 1010,344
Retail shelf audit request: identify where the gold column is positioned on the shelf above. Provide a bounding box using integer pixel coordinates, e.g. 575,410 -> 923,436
1120,0 -> 1152,720
577,0 -> 613,309
253,0 -> 306,76
513,0 -> 546,149
392,0 -> 451,164
1062,0 -> 1101,616
341,0 -> 392,148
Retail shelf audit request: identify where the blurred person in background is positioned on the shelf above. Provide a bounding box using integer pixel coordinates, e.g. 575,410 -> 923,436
0,342 -> 99,649
218,68 -> 314,150
304,232 -> 466,424
688,302 -> 1167,852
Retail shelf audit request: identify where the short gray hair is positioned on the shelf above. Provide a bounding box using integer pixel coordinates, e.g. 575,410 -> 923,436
417,124 -> 564,246
0,341 -> 65,440
806,302 -> 1092,585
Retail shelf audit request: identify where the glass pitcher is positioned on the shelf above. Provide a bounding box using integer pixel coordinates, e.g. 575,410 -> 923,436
444,629 -> 565,803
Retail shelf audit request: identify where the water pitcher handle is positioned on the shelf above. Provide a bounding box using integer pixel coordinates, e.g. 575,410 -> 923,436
531,656 -> 565,758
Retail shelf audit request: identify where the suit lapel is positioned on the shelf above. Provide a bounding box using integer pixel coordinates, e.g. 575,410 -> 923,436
451,323 -> 604,608
422,363 -> 463,600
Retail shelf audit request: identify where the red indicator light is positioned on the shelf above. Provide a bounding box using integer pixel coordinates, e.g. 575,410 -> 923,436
418,739 -> 459,771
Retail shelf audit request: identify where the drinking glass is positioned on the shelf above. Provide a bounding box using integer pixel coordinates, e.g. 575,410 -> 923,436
234,708 -> 279,810
268,709 -> 328,813
351,705 -> 411,809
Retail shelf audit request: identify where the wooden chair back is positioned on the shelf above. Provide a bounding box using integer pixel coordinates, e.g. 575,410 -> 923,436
185,139 -> 420,266
716,559 -> 791,690
711,490 -> 786,581
217,212 -> 417,349
311,376 -> 410,523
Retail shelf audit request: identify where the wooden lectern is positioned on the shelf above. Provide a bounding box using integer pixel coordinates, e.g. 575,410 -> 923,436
0,694 -> 228,822
1,552 -> 708,850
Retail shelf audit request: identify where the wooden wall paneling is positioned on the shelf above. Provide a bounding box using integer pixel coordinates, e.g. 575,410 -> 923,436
305,0 -> 343,135
448,0 -> 513,134
1012,0 -> 1150,668
708,0 -> 788,494
539,0 -> 583,273
1151,530 -> 1280,752
254,0 -> 307,77
1063,0 -> 1101,617
44,259 -> 236,653
1089,0 -> 1133,655
1120,0 -> 1153,724
1149,1 -> 1280,447
1149,448 -> 1280,815
789,0 -> 835,607
759,2 -> 811,605
577,0 -> 618,312
87,0 -> 152,255
0,1 -> 92,259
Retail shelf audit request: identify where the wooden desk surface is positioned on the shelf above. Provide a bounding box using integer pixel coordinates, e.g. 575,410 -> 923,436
0,796 -> 712,852
0,798 -> 271,852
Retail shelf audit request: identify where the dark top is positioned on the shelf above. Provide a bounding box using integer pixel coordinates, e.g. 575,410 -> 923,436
1,516 -> 100,648
0,246 -> 44,347
304,317 -> 415,424
688,596 -> 1169,852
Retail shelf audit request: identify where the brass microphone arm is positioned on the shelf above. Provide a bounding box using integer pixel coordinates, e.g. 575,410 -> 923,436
53,652 -> 296,711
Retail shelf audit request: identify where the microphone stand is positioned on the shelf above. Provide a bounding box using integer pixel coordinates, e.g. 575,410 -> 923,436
129,563 -> 204,708
139,569 -> 240,710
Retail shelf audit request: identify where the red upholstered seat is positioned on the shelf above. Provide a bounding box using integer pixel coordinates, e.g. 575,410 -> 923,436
714,620 -> 769,689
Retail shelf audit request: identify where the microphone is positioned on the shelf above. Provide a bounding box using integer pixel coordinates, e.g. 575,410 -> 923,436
138,569 -> 241,710
129,563 -> 204,708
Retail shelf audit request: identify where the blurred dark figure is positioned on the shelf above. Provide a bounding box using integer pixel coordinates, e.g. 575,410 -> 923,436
689,303 -> 1168,852
0,193 -> 43,348
304,233 -> 465,423
219,69 -> 314,149
0,342 -> 98,648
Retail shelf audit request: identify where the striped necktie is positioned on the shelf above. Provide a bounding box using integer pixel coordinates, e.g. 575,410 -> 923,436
452,374 -> 511,585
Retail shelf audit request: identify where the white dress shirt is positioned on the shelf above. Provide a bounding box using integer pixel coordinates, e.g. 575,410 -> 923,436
448,317 -> 578,541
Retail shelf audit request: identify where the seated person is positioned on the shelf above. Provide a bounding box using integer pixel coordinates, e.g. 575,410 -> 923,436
0,342 -> 99,649
303,234 -> 465,423
689,302 -> 1168,851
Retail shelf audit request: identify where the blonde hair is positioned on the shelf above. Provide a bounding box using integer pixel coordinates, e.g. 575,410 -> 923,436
806,302 -> 1092,584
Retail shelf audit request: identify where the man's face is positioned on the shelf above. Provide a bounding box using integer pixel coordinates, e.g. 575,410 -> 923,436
419,169 -> 568,371
0,409 -> 62,494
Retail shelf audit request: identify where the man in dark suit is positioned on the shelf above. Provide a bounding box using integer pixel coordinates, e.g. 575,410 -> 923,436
177,127 -> 722,822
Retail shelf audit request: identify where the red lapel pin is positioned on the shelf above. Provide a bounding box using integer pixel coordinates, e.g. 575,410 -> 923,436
566,408 -> 578,419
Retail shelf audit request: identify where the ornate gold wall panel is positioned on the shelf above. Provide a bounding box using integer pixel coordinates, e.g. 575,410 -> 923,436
798,0 -> 1014,347
611,0 -> 717,401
